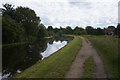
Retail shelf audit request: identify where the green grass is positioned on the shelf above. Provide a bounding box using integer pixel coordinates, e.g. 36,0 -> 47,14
82,57 -> 95,78
85,35 -> 119,78
16,36 -> 82,78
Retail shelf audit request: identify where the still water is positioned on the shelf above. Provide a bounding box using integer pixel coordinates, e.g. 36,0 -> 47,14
2,36 -> 73,78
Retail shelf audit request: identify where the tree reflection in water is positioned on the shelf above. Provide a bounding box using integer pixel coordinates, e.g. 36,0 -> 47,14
2,36 -> 73,78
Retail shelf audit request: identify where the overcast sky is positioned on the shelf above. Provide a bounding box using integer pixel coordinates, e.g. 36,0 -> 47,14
0,0 -> 119,29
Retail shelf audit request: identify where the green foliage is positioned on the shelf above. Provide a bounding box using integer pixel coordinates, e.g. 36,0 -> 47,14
47,26 -> 53,31
2,3 -> 15,17
86,26 -> 104,35
2,3 -> 49,44
15,7 -> 40,38
86,35 -> 119,78
93,28 -> 105,35
108,26 -> 115,29
53,28 -> 59,33
74,26 -> 87,35
60,27 -> 66,34
16,36 -> 82,78
65,26 -> 73,34
86,26 -> 94,35
2,15 -> 25,44
47,31 -> 54,36
37,24 -> 48,38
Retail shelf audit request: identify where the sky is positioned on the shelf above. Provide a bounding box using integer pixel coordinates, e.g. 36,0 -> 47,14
0,0 -> 119,29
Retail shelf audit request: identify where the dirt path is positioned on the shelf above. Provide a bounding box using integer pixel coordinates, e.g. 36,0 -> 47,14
64,37 -> 106,78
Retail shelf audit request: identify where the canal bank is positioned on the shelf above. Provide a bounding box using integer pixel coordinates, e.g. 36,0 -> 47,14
2,36 -> 73,78
16,36 -> 82,78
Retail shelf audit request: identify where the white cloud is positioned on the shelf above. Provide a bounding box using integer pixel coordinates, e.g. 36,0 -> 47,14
0,0 -> 119,28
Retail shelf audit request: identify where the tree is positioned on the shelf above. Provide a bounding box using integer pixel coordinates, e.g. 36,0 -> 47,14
2,3 -> 15,16
108,26 -> 115,29
86,26 -> 94,35
2,3 -> 41,41
2,15 -> 25,44
47,31 -> 54,36
65,26 -> 73,34
54,28 -> 59,33
2,3 -> 52,44
37,24 -> 48,38
47,26 -> 54,36
47,26 -> 53,31
73,26 -> 86,35
94,28 -> 104,35
15,7 -> 40,40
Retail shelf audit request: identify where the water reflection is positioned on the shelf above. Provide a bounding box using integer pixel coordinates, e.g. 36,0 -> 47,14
2,36 -> 73,78
41,41 -> 67,59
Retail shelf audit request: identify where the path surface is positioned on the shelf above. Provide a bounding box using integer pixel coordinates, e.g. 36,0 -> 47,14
65,37 -> 106,78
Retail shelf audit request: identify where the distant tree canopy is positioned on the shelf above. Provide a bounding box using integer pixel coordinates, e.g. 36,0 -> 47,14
73,26 -> 87,35
94,28 -> 105,35
47,26 -> 53,31
108,26 -> 115,29
85,26 -> 105,35
86,26 -> 94,35
65,26 -> 73,34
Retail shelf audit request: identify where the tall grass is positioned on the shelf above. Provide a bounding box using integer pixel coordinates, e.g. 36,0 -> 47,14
85,35 -> 119,78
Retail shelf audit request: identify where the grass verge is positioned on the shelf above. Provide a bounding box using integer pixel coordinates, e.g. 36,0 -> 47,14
16,36 -> 82,78
84,35 -> 119,78
82,57 -> 95,78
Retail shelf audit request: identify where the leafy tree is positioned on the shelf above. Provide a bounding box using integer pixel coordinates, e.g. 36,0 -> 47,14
54,28 -> 59,33
37,24 -> 48,38
2,3 -> 15,16
2,15 -> 25,44
2,3 -> 44,44
94,28 -> 105,35
15,7 -> 40,39
47,26 -> 55,36
86,26 -> 94,35
108,26 -> 115,29
47,26 -> 53,31
60,27 -> 65,31
73,26 -> 86,35
65,26 -> 73,34
3,4 -> 40,41
47,31 -> 54,36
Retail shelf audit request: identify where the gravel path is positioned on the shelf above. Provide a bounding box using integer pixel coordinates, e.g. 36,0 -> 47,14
64,37 -> 106,78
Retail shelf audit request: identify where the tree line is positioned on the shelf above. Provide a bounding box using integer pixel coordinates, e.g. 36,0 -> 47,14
2,3 -> 118,44
2,3 -> 48,44
47,25 -> 118,36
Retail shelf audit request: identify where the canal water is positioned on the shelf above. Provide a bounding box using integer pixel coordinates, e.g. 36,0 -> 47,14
2,36 -> 73,78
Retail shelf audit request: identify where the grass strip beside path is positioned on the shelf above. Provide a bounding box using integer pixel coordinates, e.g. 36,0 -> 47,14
16,36 -> 82,78
82,57 -> 95,78
85,35 -> 119,78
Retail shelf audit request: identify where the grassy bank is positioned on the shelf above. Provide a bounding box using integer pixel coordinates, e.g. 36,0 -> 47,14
82,57 -> 95,78
85,35 -> 119,78
16,36 -> 82,78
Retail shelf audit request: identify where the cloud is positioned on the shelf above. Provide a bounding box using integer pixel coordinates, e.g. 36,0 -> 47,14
0,0 -> 119,28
